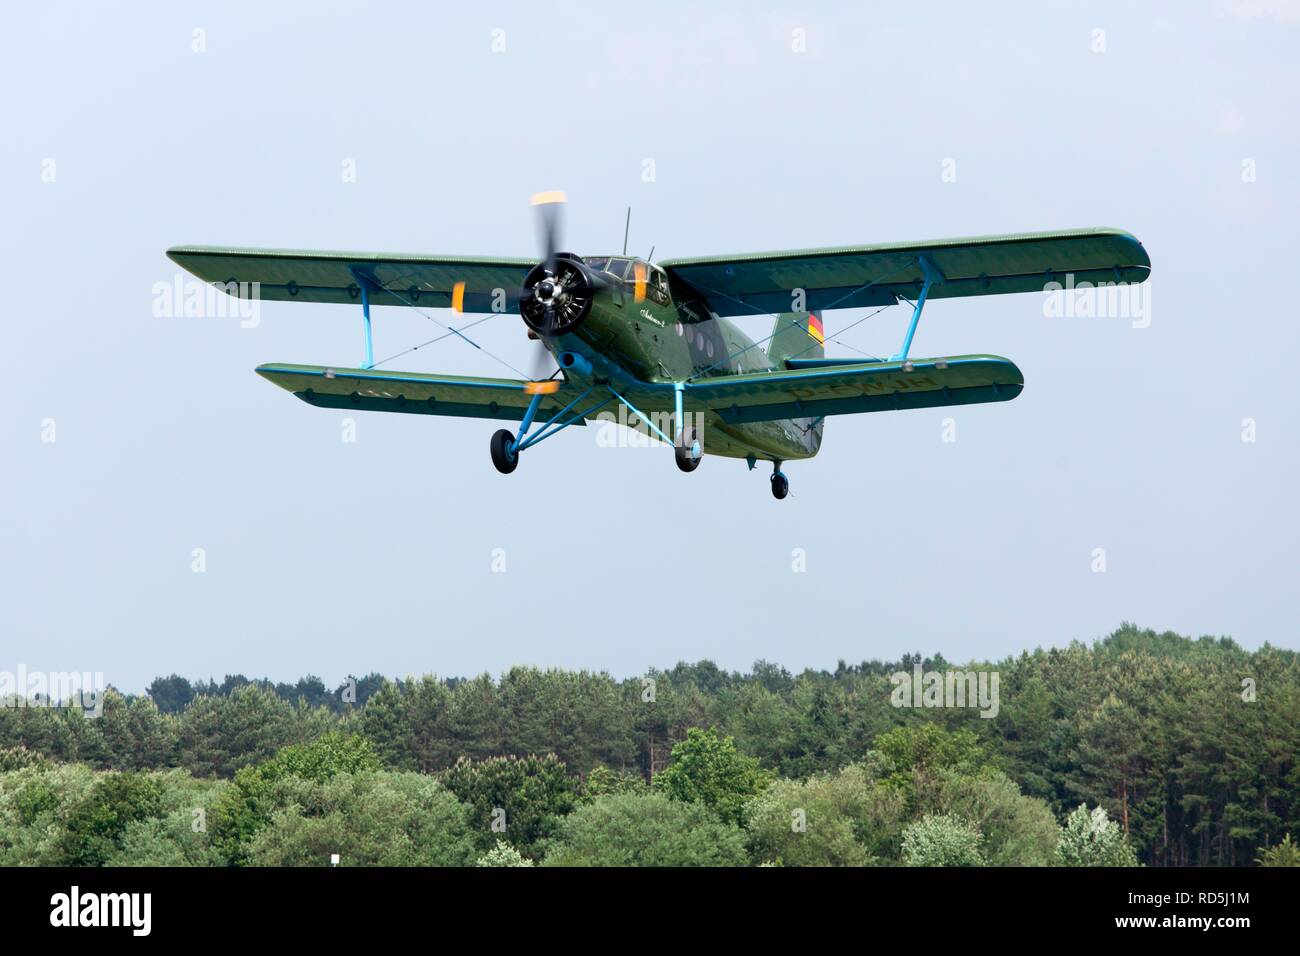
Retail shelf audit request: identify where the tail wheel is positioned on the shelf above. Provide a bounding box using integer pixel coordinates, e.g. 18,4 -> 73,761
771,472 -> 789,500
490,429 -> 518,474
675,428 -> 702,473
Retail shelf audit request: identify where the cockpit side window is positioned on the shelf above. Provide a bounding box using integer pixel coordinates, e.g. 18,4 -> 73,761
647,266 -> 670,305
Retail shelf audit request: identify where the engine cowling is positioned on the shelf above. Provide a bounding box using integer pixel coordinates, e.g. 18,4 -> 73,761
519,254 -> 594,336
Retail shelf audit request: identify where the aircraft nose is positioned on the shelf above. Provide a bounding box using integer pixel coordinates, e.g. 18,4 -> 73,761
518,258 -> 595,337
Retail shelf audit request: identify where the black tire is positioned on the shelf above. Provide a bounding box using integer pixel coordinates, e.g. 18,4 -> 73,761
770,472 -> 789,500
675,427 -> 702,473
490,429 -> 518,474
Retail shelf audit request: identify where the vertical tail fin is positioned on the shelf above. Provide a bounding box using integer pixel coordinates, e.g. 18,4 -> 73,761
766,312 -> 826,451
766,311 -> 824,366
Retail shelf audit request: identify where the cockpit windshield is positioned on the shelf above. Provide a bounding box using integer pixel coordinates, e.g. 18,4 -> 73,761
578,257 -> 669,304
602,257 -> 634,278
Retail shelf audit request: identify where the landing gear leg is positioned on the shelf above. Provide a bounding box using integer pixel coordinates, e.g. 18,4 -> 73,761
490,388 -> 548,475
673,383 -> 701,473
770,462 -> 789,500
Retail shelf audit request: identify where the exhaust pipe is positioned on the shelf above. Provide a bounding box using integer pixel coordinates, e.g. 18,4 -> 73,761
557,351 -> 593,377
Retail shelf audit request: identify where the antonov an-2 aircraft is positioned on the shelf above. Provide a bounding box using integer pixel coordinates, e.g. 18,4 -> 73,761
167,193 -> 1151,499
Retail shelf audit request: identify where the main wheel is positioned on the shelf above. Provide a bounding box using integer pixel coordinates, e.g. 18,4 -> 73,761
490,429 -> 518,474
770,472 -> 789,500
675,427 -> 702,473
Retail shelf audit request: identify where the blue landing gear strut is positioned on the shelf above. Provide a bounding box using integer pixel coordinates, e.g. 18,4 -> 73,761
672,381 -> 701,473
605,384 -> 701,473
488,385 -> 612,474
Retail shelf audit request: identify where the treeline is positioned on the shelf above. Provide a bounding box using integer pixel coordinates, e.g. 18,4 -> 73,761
2,724 -> 1169,867
1,624 -> 1297,866
144,673 -> 388,716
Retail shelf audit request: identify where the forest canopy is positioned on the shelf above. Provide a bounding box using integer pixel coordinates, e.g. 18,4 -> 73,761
1,624 -> 1296,867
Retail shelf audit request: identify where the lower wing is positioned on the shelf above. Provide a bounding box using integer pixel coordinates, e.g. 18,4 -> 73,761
255,364 -> 590,424
684,355 -> 1022,424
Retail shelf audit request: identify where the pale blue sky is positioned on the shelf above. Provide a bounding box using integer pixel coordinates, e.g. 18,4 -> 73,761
3,1 -> 1297,692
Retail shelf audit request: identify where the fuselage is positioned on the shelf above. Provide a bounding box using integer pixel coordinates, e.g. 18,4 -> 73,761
544,254 -> 823,463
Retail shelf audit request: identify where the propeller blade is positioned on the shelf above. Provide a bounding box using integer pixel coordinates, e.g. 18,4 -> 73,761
531,190 -> 566,276
526,338 -> 558,382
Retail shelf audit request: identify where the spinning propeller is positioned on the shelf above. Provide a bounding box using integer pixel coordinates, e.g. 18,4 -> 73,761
518,190 -> 602,339
450,191 -> 609,387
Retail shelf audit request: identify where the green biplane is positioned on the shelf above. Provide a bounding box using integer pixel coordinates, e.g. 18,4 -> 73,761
167,194 -> 1150,499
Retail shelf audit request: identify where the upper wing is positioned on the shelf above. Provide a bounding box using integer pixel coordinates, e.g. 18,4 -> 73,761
661,228 -> 1150,317
255,364 -> 590,424
684,355 -> 1022,424
166,246 -> 536,311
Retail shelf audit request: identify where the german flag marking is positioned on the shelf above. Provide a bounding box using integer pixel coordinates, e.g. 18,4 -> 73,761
808,312 -> 824,344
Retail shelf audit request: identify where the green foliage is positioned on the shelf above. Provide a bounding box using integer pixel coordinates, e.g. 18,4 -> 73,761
147,672 -> 384,715
654,727 -> 770,826
926,770 -> 1061,866
476,840 -> 535,867
0,746 -> 49,772
1,623 -> 1296,867
252,730 -> 380,782
147,674 -> 196,714
0,764 -> 97,865
359,676 -> 456,772
209,732 -> 380,864
1056,804 -> 1140,867
106,770 -> 229,866
745,764 -> 905,866
244,772 -> 476,867
439,753 -> 577,857
360,669 -> 637,775
901,813 -> 986,867
59,771 -> 164,866
543,792 -> 748,867
582,765 -> 647,801
865,723 -> 995,824
875,723 -> 987,774
1255,834 -> 1300,867
177,684 -> 318,778
494,667 -> 637,772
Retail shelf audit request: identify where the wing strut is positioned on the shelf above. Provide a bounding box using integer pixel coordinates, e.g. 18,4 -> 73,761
892,255 -> 945,362
349,267 -> 379,369
608,386 -> 676,446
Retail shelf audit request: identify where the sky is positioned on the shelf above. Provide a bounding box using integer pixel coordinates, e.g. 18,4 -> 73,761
2,1 -> 1297,693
